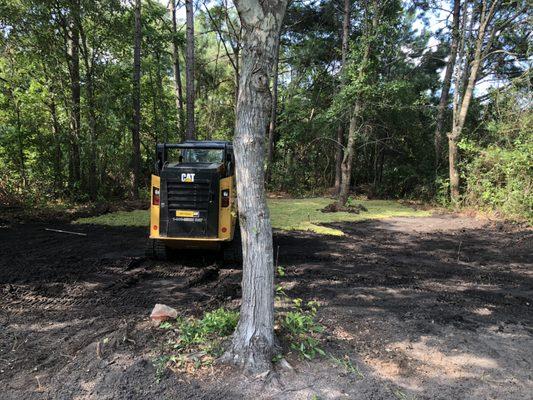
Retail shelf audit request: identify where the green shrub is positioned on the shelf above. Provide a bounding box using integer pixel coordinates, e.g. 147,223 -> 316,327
463,143 -> 532,222
460,81 -> 532,223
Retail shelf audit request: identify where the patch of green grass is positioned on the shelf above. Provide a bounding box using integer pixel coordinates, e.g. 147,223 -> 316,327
74,197 -> 431,235
268,197 -> 431,235
73,209 -> 149,227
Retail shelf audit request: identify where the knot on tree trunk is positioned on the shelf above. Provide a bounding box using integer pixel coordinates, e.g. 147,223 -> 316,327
447,132 -> 458,141
251,69 -> 270,93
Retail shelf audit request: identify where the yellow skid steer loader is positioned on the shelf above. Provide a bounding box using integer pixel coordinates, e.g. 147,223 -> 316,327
146,140 -> 241,263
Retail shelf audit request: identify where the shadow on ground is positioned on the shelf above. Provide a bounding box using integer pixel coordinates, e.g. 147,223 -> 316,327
0,215 -> 531,399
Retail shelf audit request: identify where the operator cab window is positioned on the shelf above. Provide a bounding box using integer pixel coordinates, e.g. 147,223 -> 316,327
181,148 -> 224,164
165,148 -> 225,167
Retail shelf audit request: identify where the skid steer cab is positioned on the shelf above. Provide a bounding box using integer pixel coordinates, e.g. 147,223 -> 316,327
146,140 -> 241,262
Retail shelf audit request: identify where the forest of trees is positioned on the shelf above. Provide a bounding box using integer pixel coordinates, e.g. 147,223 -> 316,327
0,0 -> 531,220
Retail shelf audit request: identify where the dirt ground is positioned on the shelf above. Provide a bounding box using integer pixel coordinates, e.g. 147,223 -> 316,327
1,213 -> 532,399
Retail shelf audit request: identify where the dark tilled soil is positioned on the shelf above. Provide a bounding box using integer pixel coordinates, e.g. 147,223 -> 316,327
0,215 -> 532,399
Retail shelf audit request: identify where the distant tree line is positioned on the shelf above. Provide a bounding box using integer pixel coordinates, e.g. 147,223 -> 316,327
0,0 -> 530,220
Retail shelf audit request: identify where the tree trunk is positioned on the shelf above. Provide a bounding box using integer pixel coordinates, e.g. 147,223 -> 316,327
80,23 -> 98,200
185,0 -> 196,140
334,125 -> 344,191
148,66 -> 160,142
448,135 -> 460,200
49,98 -> 63,195
337,102 -> 360,206
337,0 -> 377,207
434,0 -> 460,172
68,0 -> 81,191
448,0 -> 496,202
132,0 -> 142,198
265,32 -> 281,183
14,102 -> 25,187
334,0 -> 351,193
170,0 -> 185,138
221,0 -> 287,374
155,49 -> 165,140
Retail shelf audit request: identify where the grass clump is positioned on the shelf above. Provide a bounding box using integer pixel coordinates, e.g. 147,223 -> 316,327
73,209 -> 148,226
155,307 -> 238,374
329,354 -> 364,379
74,197 -> 431,235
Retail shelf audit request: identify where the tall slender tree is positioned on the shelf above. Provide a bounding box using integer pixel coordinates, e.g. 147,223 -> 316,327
170,0 -> 185,137
334,0 -> 351,193
337,0 -> 380,207
79,18 -> 99,200
132,0 -> 142,198
185,0 -> 196,139
266,31 -> 280,182
434,0 -> 460,173
221,0 -> 288,373
448,0 -> 526,202
67,0 -> 82,190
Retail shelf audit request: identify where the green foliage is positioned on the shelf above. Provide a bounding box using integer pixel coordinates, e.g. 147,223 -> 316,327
268,0 -> 441,198
460,81 -> 532,223
153,354 -> 173,382
0,0 -> 237,203
280,298 -> 325,360
462,142 -> 532,222
275,265 -> 326,360
435,178 -> 451,207
154,307 -> 238,374
172,308 -> 239,353
0,0 -> 528,213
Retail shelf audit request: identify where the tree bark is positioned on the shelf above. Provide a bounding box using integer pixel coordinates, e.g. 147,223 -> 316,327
185,0 -> 196,140
448,135 -> 460,200
80,23 -> 98,200
337,102 -> 360,206
221,0 -> 287,373
67,0 -> 81,191
132,0 -> 142,198
337,0 -> 377,207
265,32 -> 280,183
448,0 -> 497,202
170,0 -> 185,138
334,0 -> 350,193
49,97 -> 63,195
14,101 -> 25,187
434,0 -> 460,172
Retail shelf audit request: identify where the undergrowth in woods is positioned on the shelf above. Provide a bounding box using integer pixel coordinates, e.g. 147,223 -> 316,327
74,197 -> 431,234
154,308 -> 239,375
